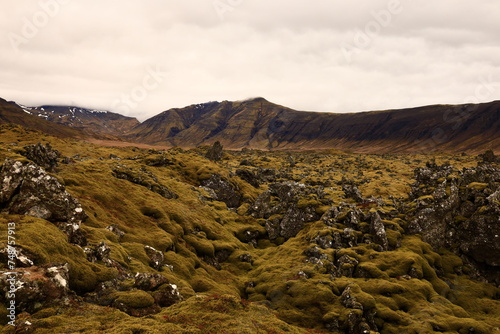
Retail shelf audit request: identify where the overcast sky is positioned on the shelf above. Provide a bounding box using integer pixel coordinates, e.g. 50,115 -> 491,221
1,1 -> 499,121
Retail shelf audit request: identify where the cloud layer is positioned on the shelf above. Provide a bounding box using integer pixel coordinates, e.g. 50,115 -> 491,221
1,0 -> 499,120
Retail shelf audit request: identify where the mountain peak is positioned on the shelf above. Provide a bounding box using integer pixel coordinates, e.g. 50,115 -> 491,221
243,97 -> 269,103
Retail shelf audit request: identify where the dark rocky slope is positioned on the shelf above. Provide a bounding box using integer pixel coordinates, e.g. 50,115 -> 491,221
0,98 -> 84,139
28,105 -> 139,136
127,98 -> 500,153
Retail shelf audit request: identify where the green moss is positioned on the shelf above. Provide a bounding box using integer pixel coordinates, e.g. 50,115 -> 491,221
0,216 -> 113,293
417,195 -> 434,201
468,182 -> 488,191
297,198 -> 320,209
185,234 -> 215,257
112,290 -> 155,309
386,229 -> 402,249
140,206 -> 165,219
454,215 -> 468,223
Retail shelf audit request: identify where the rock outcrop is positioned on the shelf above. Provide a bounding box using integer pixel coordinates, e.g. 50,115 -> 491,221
205,141 -> 224,162
0,159 -> 87,245
250,182 -> 321,240
21,143 -> 61,172
406,161 -> 500,284
144,245 -> 165,271
201,174 -> 242,208
0,263 -> 74,314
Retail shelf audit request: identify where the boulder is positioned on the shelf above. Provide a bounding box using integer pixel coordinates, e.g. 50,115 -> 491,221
370,212 -> 389,251
201,174 -> 242,208
236,169 -> 260,187
144,245 -> 165,271
406,162 -> 500,284
134,273 -> 169,291
0,246 -> 34,268
21,143 -> 61,172
342,184 -> 364,203
152,283 -> 183,307
0,159 -> 87,245
478,149 -> 499,163
205,141 -> 224,162
0,263 -> 73,314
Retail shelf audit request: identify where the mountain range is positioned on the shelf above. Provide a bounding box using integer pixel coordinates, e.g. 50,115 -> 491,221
1,96 -> 499,153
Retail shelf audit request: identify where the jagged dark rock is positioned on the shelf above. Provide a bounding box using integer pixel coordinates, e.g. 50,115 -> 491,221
152,283 -> 183,307
0,159 -> 87,245
200,174 -> 242,208
134,273 -> 169,291
479,149 -> 499,163
205,141 -> 223,162
236,168 -> 260,187
0,263 -> 73,314
342,184 -> 364,203
239,159 -> 255,167
145,154 -> 174,167
85,274 -> 182,316
238,253 -> 254,264
335,254 -> 359,278
341,285 -> 363,310
250,181 -> 321,240
202,249 -> 232,270
257,167 -> 278,183
0,246 -> 34,268
144,245 -> 165,271
21,143 -> 61,172
370,212 -> 389,251
406,162 -> 500,284
83,242 -> 128,278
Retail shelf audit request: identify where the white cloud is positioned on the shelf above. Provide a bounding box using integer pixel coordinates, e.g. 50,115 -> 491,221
1,0 -> 499,121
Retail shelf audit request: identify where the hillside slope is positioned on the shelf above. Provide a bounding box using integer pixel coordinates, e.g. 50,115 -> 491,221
127,98 -> 500,153
0,98 -> 84,139
28,105 -> 139,136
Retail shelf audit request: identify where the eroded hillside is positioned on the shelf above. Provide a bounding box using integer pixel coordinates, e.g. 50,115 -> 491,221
0,124 -> 499,334
126,98 -> 500,153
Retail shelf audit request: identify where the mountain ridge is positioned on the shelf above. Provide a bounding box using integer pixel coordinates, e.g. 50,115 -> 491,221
27,105 -> 139,136
0,98 -> 133,142
2,96 -> 499,153
127,98 -> 500,153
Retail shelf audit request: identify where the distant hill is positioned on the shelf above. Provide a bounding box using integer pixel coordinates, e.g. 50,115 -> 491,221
126,98 -> 500,153
0,98 -> 85,139
28,105 -> 139,136
0,98 -> 135,142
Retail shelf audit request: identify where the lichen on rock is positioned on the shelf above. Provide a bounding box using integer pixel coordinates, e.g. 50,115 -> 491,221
0,158 -> 87,245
